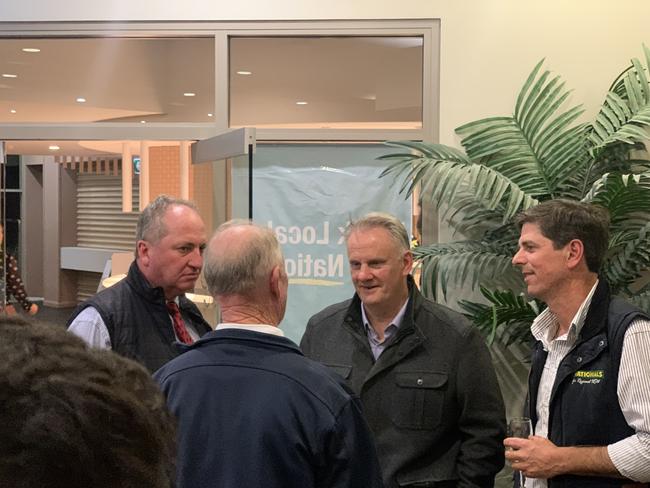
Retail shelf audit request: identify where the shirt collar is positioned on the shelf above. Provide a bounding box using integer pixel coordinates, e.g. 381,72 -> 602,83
361,298 -> 409,336
215,323 -> 285,337
531,279 -> 599,349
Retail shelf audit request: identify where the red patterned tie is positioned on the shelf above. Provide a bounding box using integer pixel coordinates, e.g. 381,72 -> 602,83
166,301 -> 194,345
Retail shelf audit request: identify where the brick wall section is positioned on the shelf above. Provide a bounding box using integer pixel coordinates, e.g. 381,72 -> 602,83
149,145 -> 193,199
148,144 -> 213,232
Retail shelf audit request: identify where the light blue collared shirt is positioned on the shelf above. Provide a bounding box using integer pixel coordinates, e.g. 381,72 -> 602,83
361,299 -> 409,360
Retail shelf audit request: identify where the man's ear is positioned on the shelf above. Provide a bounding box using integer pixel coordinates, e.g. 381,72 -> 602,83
402,250 -> 414,276
566,239 -> 586,269
270,265 -> 282,298
136,240 -> 150,266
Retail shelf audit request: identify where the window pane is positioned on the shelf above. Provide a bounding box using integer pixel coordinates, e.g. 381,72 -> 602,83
0,37 -> 214,123
229,37 -> 423,129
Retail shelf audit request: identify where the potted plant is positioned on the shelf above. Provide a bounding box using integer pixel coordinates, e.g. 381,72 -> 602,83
381,46 -> 650,346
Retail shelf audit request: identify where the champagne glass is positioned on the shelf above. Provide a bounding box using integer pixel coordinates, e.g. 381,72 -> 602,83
508,417 -> 532,487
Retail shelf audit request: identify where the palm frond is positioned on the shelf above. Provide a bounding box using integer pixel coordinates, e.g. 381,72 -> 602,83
583,172 -> 650,225
440,197 -> 505,237
457,61 -> 589,197
380,141 -> 538,222
604,222 -> 650,293
458,287 -> 538,345
590,48 -> 650,155
414,241 -> 523,300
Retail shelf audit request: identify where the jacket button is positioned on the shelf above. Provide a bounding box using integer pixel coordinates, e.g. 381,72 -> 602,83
416,378 -> 424,386
576,356 -> 583,363
599,340 -> 605,347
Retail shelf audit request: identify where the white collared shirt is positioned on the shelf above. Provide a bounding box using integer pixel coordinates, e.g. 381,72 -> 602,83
528,281 -> 650,486
215,323 -> 284,337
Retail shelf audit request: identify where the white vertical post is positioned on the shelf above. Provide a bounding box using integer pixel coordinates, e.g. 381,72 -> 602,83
180,140 -> 190,199
121,142 -> 132,213
139,141 -> 150,211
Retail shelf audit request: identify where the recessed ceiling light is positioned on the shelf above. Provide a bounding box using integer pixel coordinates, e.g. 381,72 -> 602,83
183,92 -> 196,97
296,101 -> 308,105
140,120 -> 146,124
9,109 -> 16,114
76,97 -> 86,103
2,74 -> 17,78
207,113 -> 213,117
48,145 -> 60,151
22,47 -> 41,53
236,71 -> 252,75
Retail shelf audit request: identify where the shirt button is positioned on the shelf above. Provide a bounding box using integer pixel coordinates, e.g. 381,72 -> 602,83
416,378 -> 424,386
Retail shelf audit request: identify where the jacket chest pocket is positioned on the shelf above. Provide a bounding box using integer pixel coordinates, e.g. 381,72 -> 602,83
391,371 -> 447,430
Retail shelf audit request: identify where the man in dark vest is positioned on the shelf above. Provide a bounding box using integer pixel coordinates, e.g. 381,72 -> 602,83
505,199 -> 650,487
68,195 -> 212,372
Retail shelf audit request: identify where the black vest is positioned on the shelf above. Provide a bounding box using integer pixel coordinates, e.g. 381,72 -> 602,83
68,261 -> 212,372
528,280 -> 647,488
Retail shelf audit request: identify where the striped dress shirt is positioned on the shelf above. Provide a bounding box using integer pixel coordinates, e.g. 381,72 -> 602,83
527,281 -> 650,487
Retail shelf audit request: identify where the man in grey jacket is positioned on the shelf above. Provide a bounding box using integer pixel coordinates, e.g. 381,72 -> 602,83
301,212 -> 506,488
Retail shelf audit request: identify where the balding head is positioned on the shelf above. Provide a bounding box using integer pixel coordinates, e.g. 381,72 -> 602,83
204,220 -> 285,298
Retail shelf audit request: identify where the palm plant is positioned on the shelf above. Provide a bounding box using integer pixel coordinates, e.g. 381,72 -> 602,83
381,46 -> 650,346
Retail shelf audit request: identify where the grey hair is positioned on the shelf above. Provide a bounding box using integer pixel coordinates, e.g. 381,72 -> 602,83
135,195 -> 198,254
345,212 -> 410,252
204,220 -> 284,297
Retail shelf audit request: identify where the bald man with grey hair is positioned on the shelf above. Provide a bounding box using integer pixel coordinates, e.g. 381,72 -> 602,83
203,219 -> 284,297
155,220 -> 383,488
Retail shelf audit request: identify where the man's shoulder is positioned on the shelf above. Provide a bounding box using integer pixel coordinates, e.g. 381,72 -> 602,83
414,292 -> 475,338
157,332 -> 356,414
608,296 -> 648,321
67,282 -> 123,326
275,348 -> 359,415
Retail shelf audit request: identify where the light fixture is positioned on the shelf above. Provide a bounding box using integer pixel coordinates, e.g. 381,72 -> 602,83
296,101 -> 308,105
48,145 -> 60,151
140,120 -> 146,124
9,109 -> 16,114
2,74 -> 17,78
207,113 -> 213,117
236,70 -> 252,75
183,92 -> 196,97
76,97 -> 86,103
22,47 -> 40,53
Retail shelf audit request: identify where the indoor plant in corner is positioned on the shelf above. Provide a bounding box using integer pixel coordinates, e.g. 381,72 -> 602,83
381,46 -> 650,346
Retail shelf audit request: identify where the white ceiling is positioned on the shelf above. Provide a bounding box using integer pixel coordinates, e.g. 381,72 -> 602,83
0,35 -> 423,155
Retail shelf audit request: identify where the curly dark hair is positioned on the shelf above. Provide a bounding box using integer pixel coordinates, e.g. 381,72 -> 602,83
0,316 -> 176,488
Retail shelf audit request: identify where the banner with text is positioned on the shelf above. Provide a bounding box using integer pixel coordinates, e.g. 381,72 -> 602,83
237,144 -> 411,343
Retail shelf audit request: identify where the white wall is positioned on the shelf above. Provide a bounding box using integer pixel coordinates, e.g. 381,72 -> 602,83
2,0 -> 649,147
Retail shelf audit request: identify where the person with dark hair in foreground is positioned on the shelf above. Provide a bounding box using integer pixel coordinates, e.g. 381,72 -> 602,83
506,199 -> 650,487
0,316 -> 176,488
155,220 -> 383,488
